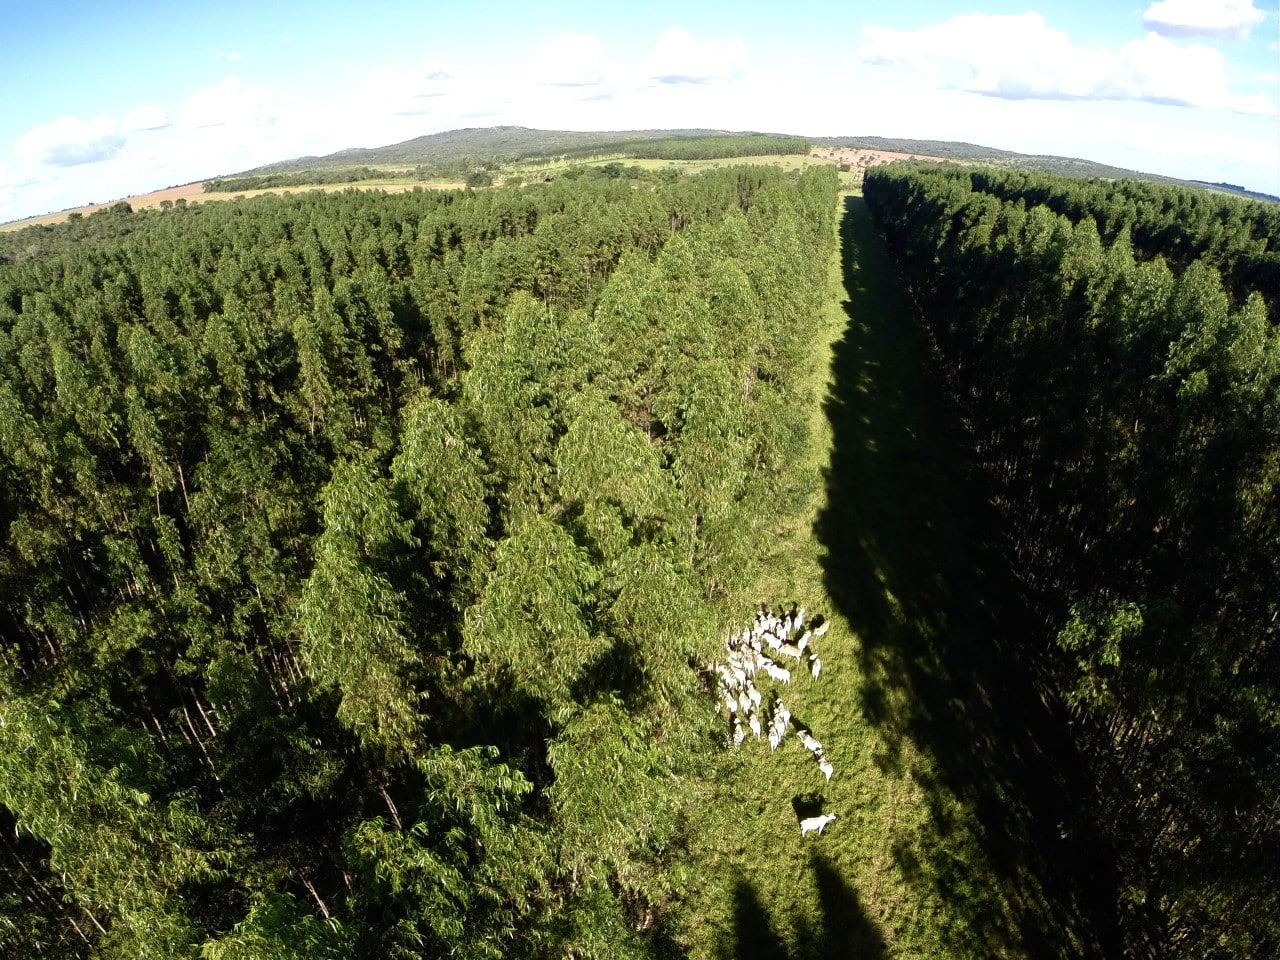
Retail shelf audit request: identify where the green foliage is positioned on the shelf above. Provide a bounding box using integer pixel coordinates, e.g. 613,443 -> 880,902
0,165 -> 839,956
198,894 -> 353,960
629,135 -> 811,161
0,694 -> 219,957
203,167 -> 394,192
297,457 -> 423,754
343,746 -> 542,959
866,162 -> 1279,957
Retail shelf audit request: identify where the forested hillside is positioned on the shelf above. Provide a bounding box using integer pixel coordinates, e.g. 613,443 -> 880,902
0,166 -> 839,957
865,164 -> 1279,959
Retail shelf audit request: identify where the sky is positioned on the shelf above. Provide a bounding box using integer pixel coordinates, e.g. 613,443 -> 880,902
2,0 -> 1277,222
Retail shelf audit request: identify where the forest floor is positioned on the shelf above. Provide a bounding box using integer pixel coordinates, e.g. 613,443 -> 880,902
664,194 -> 1123,959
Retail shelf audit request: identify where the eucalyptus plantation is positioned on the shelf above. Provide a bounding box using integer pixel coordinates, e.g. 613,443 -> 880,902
0,166 -> 839,957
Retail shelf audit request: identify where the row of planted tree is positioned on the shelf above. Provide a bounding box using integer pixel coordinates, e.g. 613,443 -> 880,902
0,166 -> 839,958
864,163 -> 1278,959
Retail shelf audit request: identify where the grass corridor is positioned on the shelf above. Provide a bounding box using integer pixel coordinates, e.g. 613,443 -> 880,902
666,196 -> 1123,958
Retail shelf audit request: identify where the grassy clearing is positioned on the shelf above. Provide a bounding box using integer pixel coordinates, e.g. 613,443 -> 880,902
661,195 -> 1122,959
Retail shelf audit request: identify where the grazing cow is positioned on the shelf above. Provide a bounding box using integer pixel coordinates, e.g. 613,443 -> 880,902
809,655 -> 822,680
798,729 -> 823,755
799,813 -> 837,837
778,643 -> 803,661
814,620 -> 831,637
748,714 -> 762,740
732,716 -> 746,747
819,758 -> 835,781
762,662 -> 791,683
796,630 -> 812,652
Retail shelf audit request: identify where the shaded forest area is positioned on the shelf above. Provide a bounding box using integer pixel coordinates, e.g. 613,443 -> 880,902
0,167 -> 839,957
865,165 -> 1278,959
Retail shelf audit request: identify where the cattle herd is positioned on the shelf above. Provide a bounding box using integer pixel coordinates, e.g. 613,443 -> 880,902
710,605 -> 837,837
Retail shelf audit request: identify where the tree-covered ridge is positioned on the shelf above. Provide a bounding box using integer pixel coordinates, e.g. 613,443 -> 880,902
864,163 -> 1278,959
627,135 -> 811,160
203,167 -> 409,193
0,166 -> 840,957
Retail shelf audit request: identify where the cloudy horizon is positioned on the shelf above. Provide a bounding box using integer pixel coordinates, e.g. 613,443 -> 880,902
3,0 -> 1277,222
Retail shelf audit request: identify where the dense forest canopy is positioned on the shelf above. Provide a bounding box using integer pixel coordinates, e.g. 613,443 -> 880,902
0,166 -> 839,957
4,144 -> 1276,959
864,163 -> 1279,959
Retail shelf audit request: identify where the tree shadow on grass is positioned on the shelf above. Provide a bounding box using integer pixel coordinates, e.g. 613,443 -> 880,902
722,858 -> 888,960
813,195 -> 1123,957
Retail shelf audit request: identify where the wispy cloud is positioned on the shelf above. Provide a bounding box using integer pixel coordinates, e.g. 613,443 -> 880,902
1142,0 -> 1266,41
856,12 -> 1277,115
645,28 -> 745,85
122,104 -> 171,133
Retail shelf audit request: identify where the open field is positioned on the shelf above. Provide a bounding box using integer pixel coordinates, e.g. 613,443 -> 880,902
0,179 -> 465,232
813,147 -> 946,170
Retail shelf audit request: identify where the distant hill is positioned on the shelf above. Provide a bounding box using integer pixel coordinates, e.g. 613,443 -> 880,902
230,127 -> 1277,203
810,136 -> 1279,201
237,126 -> 735,175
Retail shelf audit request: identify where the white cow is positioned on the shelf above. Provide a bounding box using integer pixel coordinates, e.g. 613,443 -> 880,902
798,729 -> 823,756
778,643 -> 803,661
819,758 -> 835,781
814,620 -> 831,637
799,813 -> 837,837
809,655 -> 822,680
762,662 -> 791,683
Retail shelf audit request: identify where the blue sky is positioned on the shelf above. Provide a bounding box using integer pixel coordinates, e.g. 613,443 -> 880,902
2,0 -> 1277,221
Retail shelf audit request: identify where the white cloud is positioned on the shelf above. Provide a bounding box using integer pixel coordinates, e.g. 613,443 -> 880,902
856,13 -> 1277,114
353,60 -> 455,119
645,27 -> 745,84
532,32 -> 610,88
180,76 -> 282,130
121,104 -> 170,133
1142,0 -> 1266,40
15,114 -> 124,166
212,49 -> 243,62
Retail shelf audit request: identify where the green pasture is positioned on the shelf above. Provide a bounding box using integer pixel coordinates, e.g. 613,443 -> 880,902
661,194 -> 1119,959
